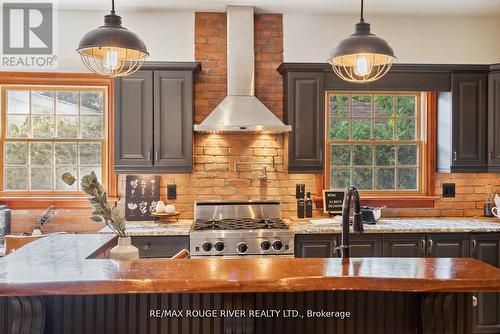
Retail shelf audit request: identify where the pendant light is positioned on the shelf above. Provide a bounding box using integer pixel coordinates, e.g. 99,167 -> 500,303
77,0 -> 148,77
328,0 -> 395,83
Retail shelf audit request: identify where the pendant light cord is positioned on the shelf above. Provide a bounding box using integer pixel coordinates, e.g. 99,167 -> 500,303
111,0 -> 115,14
360,0 -> 364,22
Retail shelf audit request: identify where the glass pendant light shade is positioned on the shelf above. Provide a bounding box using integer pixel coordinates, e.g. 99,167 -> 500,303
77,2 -> 148,77
327,1 -> 395,83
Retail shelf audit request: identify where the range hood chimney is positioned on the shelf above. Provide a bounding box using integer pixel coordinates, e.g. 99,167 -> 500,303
194,6 -> 291,134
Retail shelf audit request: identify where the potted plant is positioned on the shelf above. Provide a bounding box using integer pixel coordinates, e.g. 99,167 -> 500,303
80,172 -> 139,260
32,205 -> 58,235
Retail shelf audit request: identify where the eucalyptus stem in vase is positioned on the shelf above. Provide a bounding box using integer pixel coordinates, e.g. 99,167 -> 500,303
80,172 -> 127,238
62,171 -> 138,259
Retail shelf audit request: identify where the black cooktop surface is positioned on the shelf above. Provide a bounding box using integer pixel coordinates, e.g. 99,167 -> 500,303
193,218 -> 288,231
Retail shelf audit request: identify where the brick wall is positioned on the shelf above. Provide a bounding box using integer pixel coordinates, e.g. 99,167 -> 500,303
383,173 -> 500,218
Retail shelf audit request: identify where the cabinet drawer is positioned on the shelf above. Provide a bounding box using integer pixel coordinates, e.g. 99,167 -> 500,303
132,236 -> 189,258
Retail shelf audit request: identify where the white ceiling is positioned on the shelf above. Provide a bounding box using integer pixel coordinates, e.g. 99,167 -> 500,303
56,0 -> 500,16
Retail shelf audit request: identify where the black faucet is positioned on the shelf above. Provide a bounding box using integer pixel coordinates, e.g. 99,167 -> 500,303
338,186 -> 364,258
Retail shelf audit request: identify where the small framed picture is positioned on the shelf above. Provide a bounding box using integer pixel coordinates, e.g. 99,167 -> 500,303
323,190 -> 344,214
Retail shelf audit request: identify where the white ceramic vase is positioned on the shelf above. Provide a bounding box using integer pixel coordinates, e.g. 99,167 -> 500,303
32,227 -> 42,236
109,236 -> 139,260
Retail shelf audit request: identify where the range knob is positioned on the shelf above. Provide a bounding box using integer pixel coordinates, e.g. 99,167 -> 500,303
202,242 -> 212,252
237,242 -> 248,254
260,240 -> 271,251
214,241 -> 225,252
273,240 -> 283,251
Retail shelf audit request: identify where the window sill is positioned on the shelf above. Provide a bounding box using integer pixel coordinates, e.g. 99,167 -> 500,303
314,195 -> 439,209
0,195 -> 120,209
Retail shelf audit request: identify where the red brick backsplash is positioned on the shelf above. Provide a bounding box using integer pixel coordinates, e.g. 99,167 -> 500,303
383,173 -> 500,218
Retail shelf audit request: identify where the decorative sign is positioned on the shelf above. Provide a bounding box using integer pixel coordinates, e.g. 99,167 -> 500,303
125,175 -> 160,221
323,190 -> 344,214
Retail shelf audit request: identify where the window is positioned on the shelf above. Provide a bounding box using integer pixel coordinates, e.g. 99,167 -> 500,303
1,86 -> 107,193
325,92 -> 426,194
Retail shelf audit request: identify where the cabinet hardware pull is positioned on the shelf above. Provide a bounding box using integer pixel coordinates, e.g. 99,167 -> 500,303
472,240 -> 477,252
319,150 -> 323,162
428,239 -> 433,254
154,151 -> 159,162
420,239 -> 426,251
147,150 -> 152,162
453,151 -> 457,161
472,295 -> 478,307
144,242 -> 151,250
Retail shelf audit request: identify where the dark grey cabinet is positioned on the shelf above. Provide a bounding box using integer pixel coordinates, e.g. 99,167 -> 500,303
471,233 -> 500,333
427,233 -> 470,258
114,62 -> 200,173
283,72 -> 324,173
382,234 -> 427,257
114,70 -> 154,168
348,234 -> 382,257
294,234 -> 337,258
295,234 -> 381,258
488,71 -> 500,169
132,236 -> 189,258
153,70 -> 193,169
451,73 -> 488,172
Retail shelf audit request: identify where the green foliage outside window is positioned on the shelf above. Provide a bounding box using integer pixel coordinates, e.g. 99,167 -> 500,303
2,88 -> 105,192
328,93 -> 420,191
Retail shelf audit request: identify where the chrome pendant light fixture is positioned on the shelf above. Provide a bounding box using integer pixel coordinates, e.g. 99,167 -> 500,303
328,0 -> 395,83
77,0 -> 148,77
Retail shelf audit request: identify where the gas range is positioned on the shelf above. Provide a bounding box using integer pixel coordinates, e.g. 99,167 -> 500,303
190,201 -> 294,258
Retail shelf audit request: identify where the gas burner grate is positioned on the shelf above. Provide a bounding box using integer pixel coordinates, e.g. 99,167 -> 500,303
194,218 -> 288,231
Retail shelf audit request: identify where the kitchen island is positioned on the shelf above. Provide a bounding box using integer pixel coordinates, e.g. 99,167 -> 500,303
0,234 -> 499,333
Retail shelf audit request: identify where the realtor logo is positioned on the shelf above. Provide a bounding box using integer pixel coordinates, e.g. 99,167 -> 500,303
3,3 -> 53,54
1,2 -> 57,69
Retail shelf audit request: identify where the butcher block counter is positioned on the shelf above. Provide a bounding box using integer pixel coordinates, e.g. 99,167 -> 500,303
1,234 -> 499,333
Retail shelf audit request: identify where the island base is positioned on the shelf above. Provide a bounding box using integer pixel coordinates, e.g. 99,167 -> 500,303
0,291 -> 472,334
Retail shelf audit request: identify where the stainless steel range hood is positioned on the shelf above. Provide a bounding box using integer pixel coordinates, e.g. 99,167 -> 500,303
194,6 -> 291,134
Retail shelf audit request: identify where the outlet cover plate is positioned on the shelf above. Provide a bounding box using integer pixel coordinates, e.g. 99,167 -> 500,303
167,184 -> 177,200
442,183 -> 456,198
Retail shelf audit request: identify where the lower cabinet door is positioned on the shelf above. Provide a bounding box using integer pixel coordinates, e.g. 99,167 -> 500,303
294,234 -> 338,258
382,234 -> 427,257
427,233 -> 470,258
131,236 -> 189,258
348,234 -> 382,257
471,233 -> 500,333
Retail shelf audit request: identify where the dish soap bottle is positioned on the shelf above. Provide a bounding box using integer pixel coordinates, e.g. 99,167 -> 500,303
484,186 -> 495,217
305,192 -> 313,218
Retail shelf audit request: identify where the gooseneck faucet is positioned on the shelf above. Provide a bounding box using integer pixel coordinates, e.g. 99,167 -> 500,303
338,186 -> 364,258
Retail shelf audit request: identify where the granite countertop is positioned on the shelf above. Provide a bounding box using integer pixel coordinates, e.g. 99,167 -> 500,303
287,217 -> 500,234
99,220 -> 193,236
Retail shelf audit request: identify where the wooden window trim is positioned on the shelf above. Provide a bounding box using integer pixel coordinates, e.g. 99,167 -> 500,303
318,92 -> 437,209
0,72 -> 117,209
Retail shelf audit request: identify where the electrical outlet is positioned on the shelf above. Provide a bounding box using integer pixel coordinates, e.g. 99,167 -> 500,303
167,184 -> 177,200
442,183 -> 455,198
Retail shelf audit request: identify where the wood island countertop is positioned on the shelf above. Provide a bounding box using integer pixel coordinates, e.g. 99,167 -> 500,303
0,234 -> 500,296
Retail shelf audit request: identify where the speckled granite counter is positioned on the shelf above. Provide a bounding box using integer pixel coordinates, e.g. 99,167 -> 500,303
99,220 -> 193,236
287,218 -> 500,234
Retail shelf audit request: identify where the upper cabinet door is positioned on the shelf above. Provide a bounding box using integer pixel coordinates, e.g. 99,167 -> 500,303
285,72 -> 324,173
153,71 -> 193,172
488,72 -> 500,169
114,70 -> 154,169
451,73 -> 488,171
